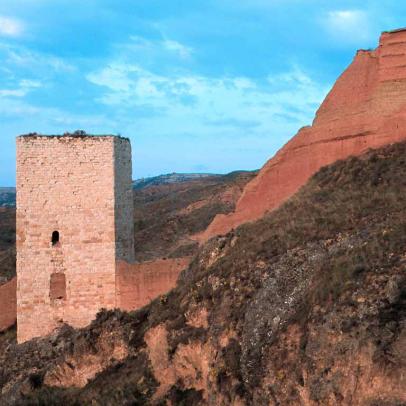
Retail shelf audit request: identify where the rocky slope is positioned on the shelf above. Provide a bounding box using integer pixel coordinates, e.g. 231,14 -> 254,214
1,141 -> 404,405
198,29 -> 406,242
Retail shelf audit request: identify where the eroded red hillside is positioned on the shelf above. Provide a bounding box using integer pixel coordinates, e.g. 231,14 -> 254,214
197,29 -> 406,242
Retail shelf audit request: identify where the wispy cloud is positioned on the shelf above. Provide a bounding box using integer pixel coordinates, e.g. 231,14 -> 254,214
5,0 -> 392,183
0,40 -> 78,121
0,16 -> 24,37
0,94 -> 115,130
1,43 -> 76,72
123,34 -> 193,62
86,61 -> 329,141
0,79 -> 41,98
162,39 -> 193,58
322,10 -> 373,46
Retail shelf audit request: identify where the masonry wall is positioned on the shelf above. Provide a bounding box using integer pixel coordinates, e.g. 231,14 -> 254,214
0,277 -> 17,332
0,257 -> 190,336
16,135 -> 133,343
116,258 -> 190,311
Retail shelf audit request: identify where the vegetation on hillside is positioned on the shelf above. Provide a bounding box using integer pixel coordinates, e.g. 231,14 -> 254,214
133,173 -> 221,189
133,171 -> 256,261
1,141 -> 404,405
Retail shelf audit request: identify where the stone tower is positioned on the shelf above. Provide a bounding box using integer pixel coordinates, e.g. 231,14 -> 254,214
16,134 -> 134,343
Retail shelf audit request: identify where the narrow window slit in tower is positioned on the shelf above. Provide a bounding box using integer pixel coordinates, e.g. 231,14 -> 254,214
51,231 -> 60,246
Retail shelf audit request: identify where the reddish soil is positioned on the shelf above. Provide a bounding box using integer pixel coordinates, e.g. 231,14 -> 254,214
198,30 -> 406,242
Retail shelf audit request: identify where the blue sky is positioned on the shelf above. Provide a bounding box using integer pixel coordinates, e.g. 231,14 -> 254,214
0,0 -> 405,185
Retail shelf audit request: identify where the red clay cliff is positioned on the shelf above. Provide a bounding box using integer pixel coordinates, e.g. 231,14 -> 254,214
197,29 -> 406,241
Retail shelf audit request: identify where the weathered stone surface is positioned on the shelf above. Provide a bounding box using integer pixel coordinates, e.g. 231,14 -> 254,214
10,133 -> 190,342
116,257 -> 191,311
0,256 -> 190,339
16,135 -> 134,343
197,29 -> 406,242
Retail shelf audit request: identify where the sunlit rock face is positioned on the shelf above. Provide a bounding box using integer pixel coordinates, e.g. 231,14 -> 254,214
198,29 -> 406,242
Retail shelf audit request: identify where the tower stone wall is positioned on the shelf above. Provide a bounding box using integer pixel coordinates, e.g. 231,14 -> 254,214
16,135 -> 134,343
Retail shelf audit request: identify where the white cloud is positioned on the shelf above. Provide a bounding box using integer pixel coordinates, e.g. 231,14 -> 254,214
0,96 -> 115,131
0,79 -> 42,98
123,35 -> 193,60
0,43 -> 76,73
328,10 -> 365,29
19,79 -> 41,89
162,39 -> 193,58
323,10 -> 372,45
0,89 -> 26,97
86,61 -> 330,143
0,16 -> 24,37
87,63 -> 134,93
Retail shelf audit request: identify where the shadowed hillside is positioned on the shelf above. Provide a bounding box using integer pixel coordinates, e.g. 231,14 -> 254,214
133,171 -> 257,261
0,208 -> 15,285
1,141 -> 404,405
0,188 -> 15,208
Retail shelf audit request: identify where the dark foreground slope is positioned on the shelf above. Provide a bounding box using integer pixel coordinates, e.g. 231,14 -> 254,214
1,142 -> 405,405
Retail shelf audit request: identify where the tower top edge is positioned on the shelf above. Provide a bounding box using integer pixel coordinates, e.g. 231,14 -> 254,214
17,131 -> 129,142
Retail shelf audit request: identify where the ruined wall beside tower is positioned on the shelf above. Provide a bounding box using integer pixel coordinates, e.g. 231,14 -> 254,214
16,135 -> 134,343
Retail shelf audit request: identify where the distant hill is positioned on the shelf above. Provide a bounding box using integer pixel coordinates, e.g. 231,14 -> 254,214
0,188 -> 16,208
0,172 -> 256,207
132,173 -> 221,189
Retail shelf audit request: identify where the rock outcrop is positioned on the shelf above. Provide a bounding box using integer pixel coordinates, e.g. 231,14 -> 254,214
197,29 -> 406,242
